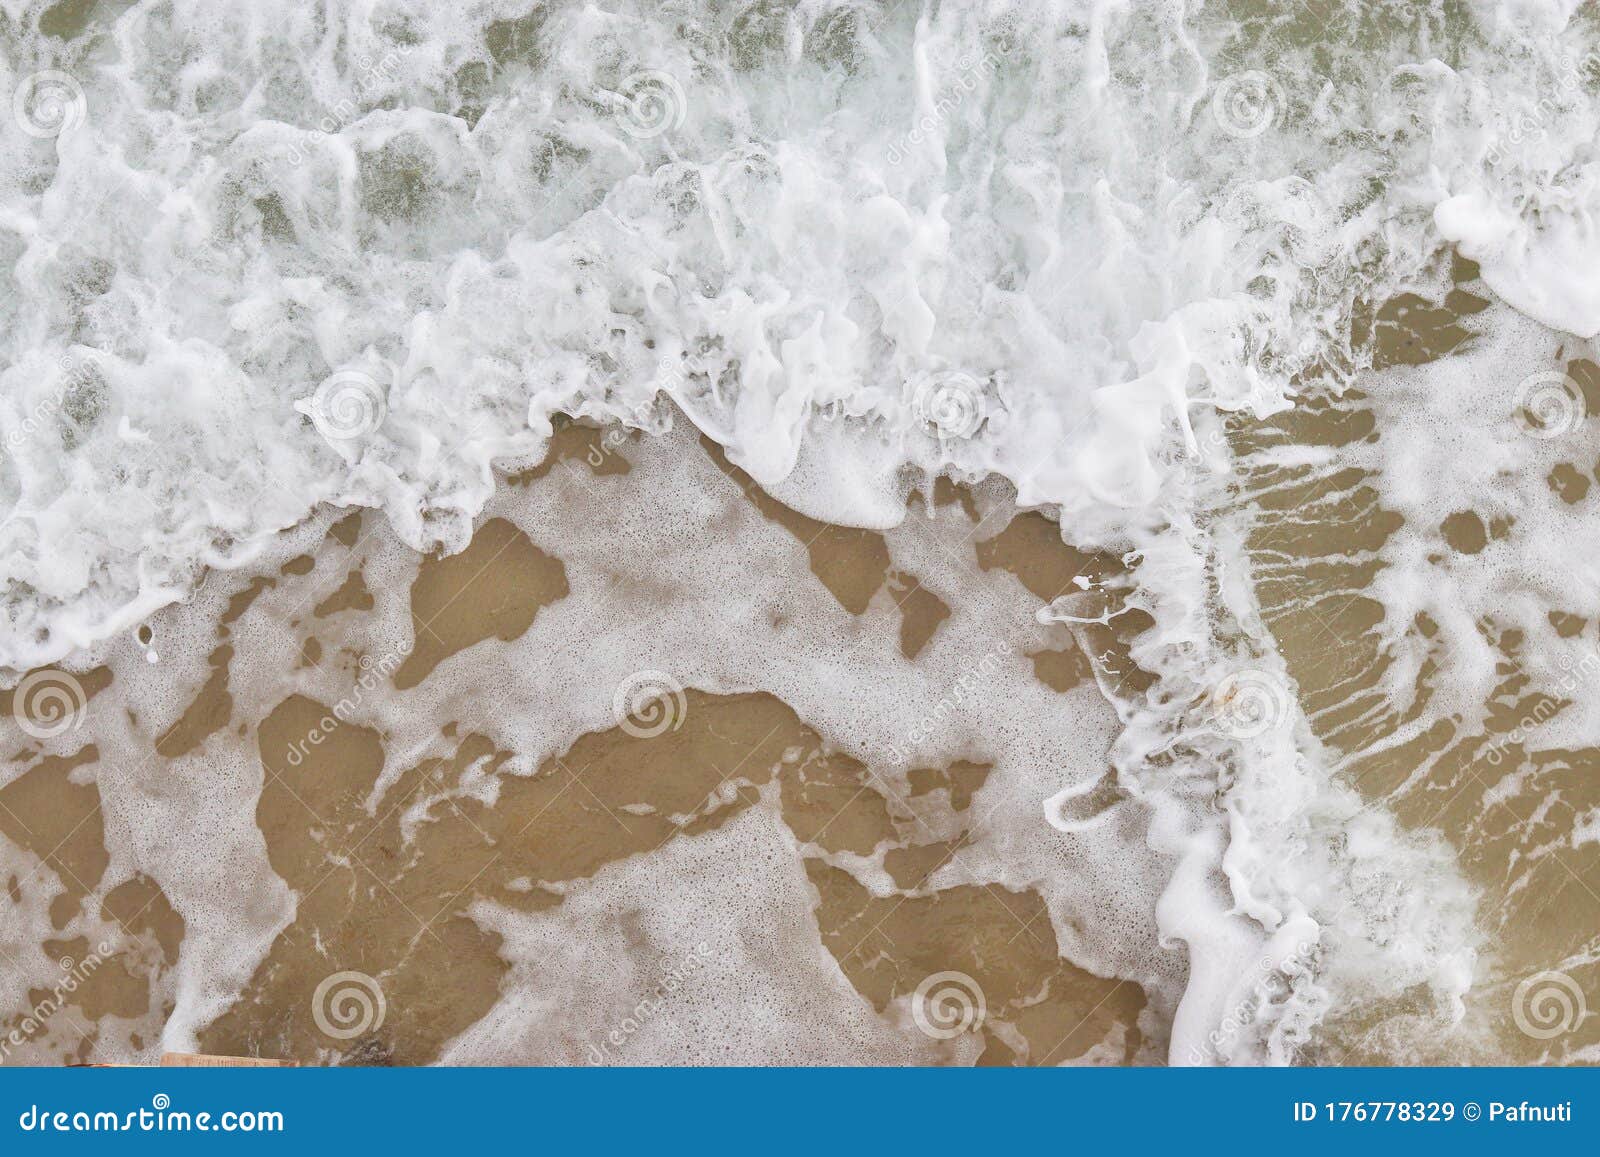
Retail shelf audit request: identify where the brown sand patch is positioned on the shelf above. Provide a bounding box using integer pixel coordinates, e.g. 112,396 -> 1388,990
314,569 -> 375,618
805,860 -> 1143,1065
328,512 -> 363,547
509,418 -> 636,484
1027,645 -> 1095,694
702,436 -> 891,614
977,513 -> 1154,696
1440,510 -> 1487,554
219,576 -> 276,637
155,644 -> 233,758
394,517 -> 569,690
101,874 -> 186,966
1547,462 -> 1591,505
883,835 -> 973,890
1360,288 -> 1485,367
1051,771 -> 1128,828
932,476 -> 982,522
890,570 -> 951,659
1548,611 -> 1588,638
0,745 -> 106,929
780,748 -> 897,856
907,760 -> 991,813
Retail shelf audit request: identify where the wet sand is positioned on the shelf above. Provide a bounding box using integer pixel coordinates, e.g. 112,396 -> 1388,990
5,275 -> 1599,1064
1233,260 -> 1600,1063
0,420 -> 1149,1066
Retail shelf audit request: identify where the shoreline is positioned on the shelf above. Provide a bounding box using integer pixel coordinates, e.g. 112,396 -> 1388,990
2,419 -> 1152,1066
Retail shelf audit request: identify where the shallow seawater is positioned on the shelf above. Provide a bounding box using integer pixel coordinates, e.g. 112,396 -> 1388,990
3,1 -> 1600,1065
2,422 -> 1157,1065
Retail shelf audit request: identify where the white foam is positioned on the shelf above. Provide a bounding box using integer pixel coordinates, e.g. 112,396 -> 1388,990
7,0 -> 1577,669
6,0 -> 1597,1065
1436,192 -> 1600,339
442,806 -> 945,1066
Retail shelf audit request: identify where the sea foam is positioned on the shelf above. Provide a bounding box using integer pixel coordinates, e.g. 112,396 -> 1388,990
3,0 -> 1598,1063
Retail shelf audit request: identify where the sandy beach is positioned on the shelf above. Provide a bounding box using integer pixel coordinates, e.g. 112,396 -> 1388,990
4,419 -> 1157,1065
4,0 -> 1599,1073
8,278 -> 1599,1064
